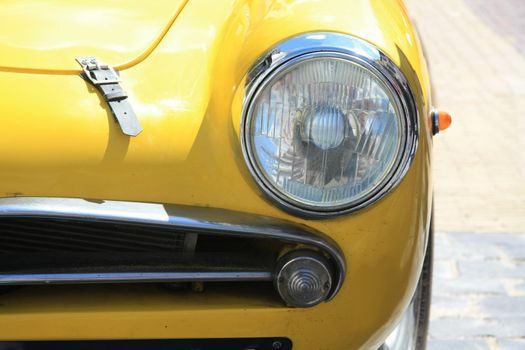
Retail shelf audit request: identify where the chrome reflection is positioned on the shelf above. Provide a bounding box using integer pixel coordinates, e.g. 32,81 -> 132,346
381,296 -> 418,350
0,196 -> 346,300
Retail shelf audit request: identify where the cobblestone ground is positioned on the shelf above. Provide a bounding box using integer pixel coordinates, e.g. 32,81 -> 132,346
429,233 -> 525,349
404,0 -> 525,349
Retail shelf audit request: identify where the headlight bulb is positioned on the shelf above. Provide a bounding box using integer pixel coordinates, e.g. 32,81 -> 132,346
301,106 -> 348,150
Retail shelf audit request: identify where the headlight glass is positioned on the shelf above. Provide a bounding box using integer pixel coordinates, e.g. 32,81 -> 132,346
244,55 -> 406,212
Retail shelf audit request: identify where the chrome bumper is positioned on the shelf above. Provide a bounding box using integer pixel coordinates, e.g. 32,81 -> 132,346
0,197 -> 346,301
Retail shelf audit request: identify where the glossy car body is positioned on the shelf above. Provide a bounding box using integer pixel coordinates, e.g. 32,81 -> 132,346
0,0 -> 433,349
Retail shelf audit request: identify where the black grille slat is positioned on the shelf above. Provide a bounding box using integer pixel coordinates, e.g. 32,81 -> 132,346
2,219 -> 184,245
0,234 -> 97,252
0,218 -> 187,253
47,220 -> 185,243
0,222 -> 178,251
0,225 -> 160,251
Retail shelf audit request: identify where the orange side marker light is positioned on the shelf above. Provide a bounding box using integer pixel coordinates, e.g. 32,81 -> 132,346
429,110 -> 452,135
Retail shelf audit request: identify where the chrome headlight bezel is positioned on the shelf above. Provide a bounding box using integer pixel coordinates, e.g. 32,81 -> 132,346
240,32 -> 419,218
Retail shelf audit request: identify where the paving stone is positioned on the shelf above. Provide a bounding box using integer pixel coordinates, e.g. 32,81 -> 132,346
497,243 -> 525,262
512,281 -> 525,295
430,316 -> 525,339
431,295 -> 473,317
458,260 -> 525,279
495,318 -> 525,338
429,317 -> 499,339
432,278 -> 506,296
433,259 -> 458,280
435,236 -> 501,261
464,0 -> 525,55
434,232 -> 525,266
427,339 -> 490,350
479,296 -> 525,318
497,338 -> 525,350
446,232 -> 525,248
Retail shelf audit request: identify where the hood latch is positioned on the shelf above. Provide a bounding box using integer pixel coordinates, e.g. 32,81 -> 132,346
76,57 -> 142,137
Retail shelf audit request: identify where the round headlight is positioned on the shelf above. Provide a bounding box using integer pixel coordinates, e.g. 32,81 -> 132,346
241,33 -> 418,216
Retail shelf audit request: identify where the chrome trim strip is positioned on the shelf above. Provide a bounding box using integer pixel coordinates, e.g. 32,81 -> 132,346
0,197 -> 345,300
240,32 -> 419,218
0,271 -> 273,285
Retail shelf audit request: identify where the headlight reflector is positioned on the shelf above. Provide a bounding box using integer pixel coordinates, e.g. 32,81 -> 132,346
241,34 -> 418,216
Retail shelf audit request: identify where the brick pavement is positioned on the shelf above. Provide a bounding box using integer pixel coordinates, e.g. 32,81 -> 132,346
404,0 -> 525,349
405,0 -> 525,233
428,232 -> 525,349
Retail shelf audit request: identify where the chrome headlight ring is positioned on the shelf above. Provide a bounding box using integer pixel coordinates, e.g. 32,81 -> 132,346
240,32 -> 419,218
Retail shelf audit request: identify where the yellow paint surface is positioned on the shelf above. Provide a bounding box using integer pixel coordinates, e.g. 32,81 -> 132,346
0,1 -> 432,349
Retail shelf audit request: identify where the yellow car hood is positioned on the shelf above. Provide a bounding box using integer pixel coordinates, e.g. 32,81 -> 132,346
0,0 -> 188,73
0,0 -> 429,214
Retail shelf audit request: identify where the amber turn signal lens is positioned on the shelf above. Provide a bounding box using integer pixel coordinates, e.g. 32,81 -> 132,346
429,110 -> 452,135
438,111 -> 452,131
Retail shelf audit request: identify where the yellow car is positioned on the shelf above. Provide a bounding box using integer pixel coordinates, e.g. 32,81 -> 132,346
0,0 -> 449,349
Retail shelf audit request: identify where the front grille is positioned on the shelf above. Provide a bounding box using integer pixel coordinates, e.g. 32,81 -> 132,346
0,218 -> 188,253
0,217 -> 274,285
0,198 -> 345,305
